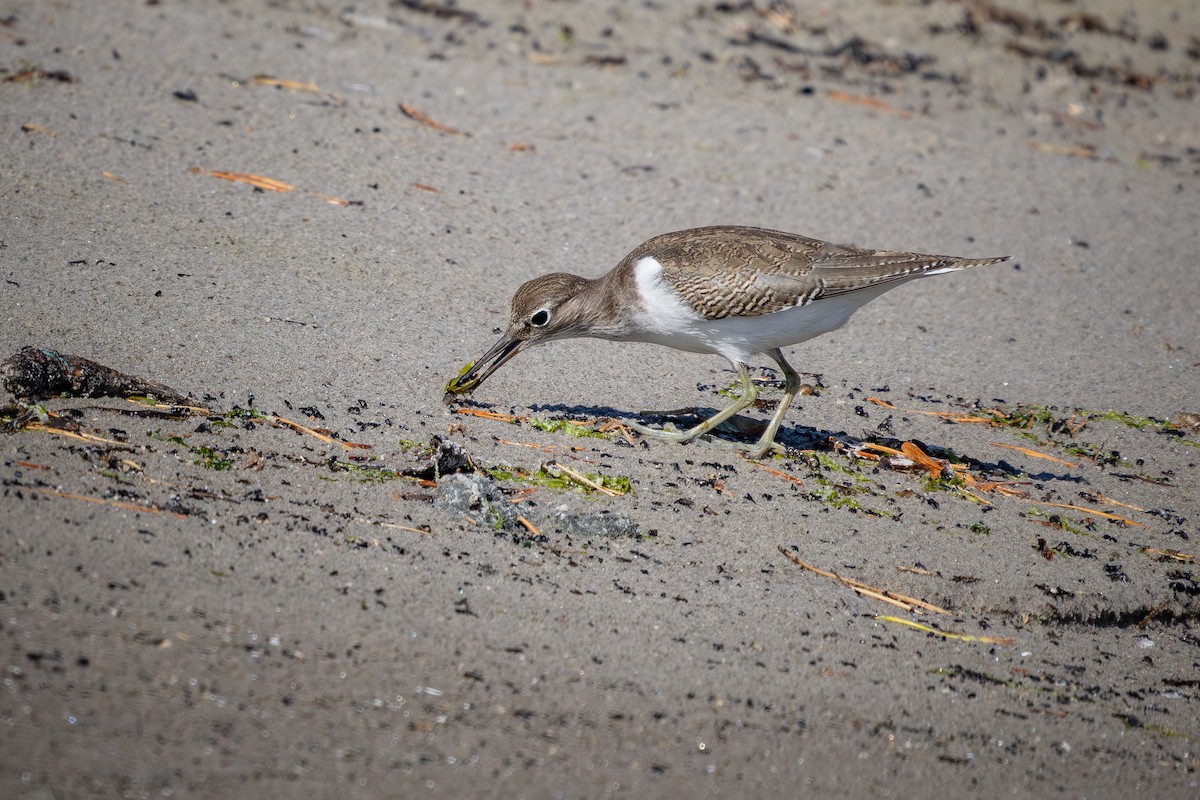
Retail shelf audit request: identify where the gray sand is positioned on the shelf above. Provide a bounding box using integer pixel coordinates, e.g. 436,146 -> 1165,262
2,0 -> 1198,796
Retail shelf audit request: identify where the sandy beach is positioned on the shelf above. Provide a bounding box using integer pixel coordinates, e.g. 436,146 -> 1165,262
2,0 -> 1198,796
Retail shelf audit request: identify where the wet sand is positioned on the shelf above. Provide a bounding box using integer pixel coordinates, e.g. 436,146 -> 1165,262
2,1 -> 1198,796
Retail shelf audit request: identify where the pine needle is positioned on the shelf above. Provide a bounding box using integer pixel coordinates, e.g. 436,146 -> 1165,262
778,547 -> 950,615
875,615 -> 1015,646
26,487 -> 188,518
1038,501 -> 1141,527
992,441 -> 1076,467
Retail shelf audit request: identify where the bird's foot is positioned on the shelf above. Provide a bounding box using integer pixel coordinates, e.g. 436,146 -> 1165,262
624,416 -> 785,459
623,418 -> 691,442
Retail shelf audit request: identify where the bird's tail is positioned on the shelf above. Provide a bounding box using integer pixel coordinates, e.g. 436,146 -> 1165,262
925,254 -> 1011,275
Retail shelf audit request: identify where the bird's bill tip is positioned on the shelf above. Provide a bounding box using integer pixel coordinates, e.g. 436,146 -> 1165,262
443,334 -> 525,400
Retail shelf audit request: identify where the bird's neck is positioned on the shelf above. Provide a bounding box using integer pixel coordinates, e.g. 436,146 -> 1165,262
560,263 -> 639,340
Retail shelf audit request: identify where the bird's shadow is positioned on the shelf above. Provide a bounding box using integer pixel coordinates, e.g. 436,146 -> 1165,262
496,400 -> 1086,485
527,401 -> 833,451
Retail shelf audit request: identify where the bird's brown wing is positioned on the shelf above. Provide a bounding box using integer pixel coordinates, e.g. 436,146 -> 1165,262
633,226 -> 1005,320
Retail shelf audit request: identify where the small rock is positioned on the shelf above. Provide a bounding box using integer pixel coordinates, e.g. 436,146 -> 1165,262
433,437 -> 472,476
435,473 -> 518,531
551,505 -> 640,538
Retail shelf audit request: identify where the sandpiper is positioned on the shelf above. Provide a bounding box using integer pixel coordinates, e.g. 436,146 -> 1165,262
445,225 -> 1009,458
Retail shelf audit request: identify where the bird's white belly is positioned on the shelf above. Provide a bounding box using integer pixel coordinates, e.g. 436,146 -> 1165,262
628,256 -> 897,364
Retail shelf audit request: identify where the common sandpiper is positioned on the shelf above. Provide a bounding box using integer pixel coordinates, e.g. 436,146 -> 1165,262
445,225 -> 1009,458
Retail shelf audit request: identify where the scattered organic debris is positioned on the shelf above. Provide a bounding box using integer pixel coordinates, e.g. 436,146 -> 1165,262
852,440 -> 1028,503
348,516 -> 433,536
453,407 -> 623,442
543,460 -> 626,496
395,0 -> 488,26
444,361 -> 478,396
1036,501 -> 1141,527
399,102 -> 465,135
582,55 -> 627,68
875,615 -> 1014,647
187,167 -> 353,206
494,437 -> 584,454
188,167 -> 293,192
1030,141 -> 1107,160
991,441 -> 1075,468
21,421 -> 133,448
778,546 -> 950,616
23,486 -> 189,518
3,67 -> 75,83
516,515 -> 540,537
529,417 -> 612,440
449,390 -> 1190,565
551,507 -> 640,539
2,346 -> 190,404
436,472 -> 517,531
727,22 -> 937,80
250,75 -> 322,93
266,412 -> 372,450
481,461 -> 632,496
1171,413 -> 1200,434
20,122 -> 54,136
747,459 -> 805,486
1080,492 -> 1143,512
1005,41 -> 1159,90
5,334 -> 1190,634
1140,548 -> 1194,564
454,407 -> 523,424
826,89 -> 911,118
778,551 -> 1012,645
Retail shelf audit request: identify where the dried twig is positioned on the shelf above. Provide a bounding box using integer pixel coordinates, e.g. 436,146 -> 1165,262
595,419 -> 637,446
188,167 -> 294,192
875,615 -> 1015,646
778,547 -> 950,615
495,437 -> 560,452
267,414 -> 371,450
1139,547 -> 1194,563
1083,492 -> 1145,512
516,515 -> 541,537
251,75 -> 321,93
1036,501 -> 1141,527
454,408 -> 525,424
399,103 -> 464,135
827,90 -> 910,118
26,486 -> 188,518
748,459 -> 805,486
188,167 -> 350,205
910,409 -> 1006,423
992,442 -> 1076,468
901,441 -> 954,480
545,461 -> 624,497
24,422 -> 134,448
364,519 -> 433,536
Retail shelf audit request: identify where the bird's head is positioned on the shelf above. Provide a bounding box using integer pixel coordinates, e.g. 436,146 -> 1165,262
444,273 -> 591,397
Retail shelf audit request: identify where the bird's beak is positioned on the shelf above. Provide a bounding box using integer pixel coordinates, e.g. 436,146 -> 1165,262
444,332 -> 527,399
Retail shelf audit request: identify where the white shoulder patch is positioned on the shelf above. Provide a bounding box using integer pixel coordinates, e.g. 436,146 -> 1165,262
633,255 -> 665,286
631,256 -> 704,337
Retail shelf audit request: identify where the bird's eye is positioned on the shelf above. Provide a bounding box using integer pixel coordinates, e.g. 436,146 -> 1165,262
530,308 -> 551,327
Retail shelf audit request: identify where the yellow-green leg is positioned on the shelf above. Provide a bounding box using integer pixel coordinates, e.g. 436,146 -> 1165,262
629,354 -> 798,459
748,348 -> 801,459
